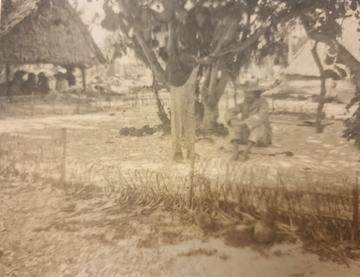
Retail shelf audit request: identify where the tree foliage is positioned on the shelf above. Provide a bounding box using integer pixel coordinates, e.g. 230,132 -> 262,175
103,31 -> 131,61
297,0 -> 360,145
101,0 -> 360,138
100,0 -> 300,131
101,0 -> 301,83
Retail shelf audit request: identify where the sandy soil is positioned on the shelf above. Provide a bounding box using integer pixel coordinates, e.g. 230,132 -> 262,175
1,104 -> 358,177
1,177 -> 360,277
1,96 -> 360,276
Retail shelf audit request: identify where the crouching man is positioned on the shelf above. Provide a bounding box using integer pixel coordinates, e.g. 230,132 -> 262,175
225,82 -> 272,161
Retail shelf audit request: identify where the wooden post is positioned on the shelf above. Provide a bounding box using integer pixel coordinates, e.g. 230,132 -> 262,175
77,67 -> 86,114
226,82 -> 232,111
272,93 -> 275,113
352,171 -> 359,241
170,88 -> 183,160
234,89 -> 237,105
186,73 -> 197,208
5,64 -> 10,101
81,67 -> 86,91
60,128 -> 67,187
31,91 -> 35,117
187,152 -> 195,209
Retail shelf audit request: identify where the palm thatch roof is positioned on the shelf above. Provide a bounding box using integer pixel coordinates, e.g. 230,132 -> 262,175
0,0 -> 106,66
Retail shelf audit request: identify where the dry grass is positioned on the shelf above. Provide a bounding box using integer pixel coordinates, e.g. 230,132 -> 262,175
0,88 -> 169,119
0,127 -> 359,245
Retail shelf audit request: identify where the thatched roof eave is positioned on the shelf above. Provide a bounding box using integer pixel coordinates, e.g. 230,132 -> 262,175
0,0 -> 41,38
0,0 -> 106,66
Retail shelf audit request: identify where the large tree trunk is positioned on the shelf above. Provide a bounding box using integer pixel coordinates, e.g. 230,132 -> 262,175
201,104 -> 219,132
200,61 -> 229,133
170,67 -> 199,160
5,64 -> 11,101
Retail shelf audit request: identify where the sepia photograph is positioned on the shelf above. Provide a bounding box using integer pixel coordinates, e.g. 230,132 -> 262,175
1,0 -> 360,276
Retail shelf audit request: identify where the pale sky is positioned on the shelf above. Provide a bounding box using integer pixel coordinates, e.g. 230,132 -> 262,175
70,0 -> 110,50
70,0 -> 360,61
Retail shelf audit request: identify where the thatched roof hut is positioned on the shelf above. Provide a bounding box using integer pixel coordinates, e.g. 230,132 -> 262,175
0,0 -> 105,67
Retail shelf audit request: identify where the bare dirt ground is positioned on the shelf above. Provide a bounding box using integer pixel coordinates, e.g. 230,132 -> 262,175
0,104 -> 358,176
2,177 -> 360,277
1,94 -> 360,276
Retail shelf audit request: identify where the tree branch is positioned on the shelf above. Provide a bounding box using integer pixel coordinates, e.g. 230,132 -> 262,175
212,2 -> 320,58
311,41 -> 327,133
211,15 -> 240,56
300,15 -> 360,73
132,29 -> 169,88
117,14 -> 169,87
211,27 -> 264,57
